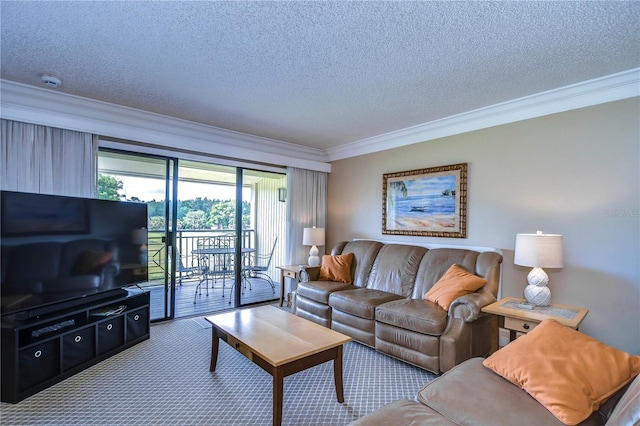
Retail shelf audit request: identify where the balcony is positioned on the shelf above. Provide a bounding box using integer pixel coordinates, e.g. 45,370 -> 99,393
141,229 -> 282,319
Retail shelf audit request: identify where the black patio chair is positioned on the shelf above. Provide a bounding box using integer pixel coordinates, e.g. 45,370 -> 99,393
239,237 -> 278,297
175,250 -> 200,286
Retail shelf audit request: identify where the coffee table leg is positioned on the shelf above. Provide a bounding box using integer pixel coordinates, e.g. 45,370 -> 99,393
334,345 -> 345,403
273,367 -> 284,426
210,328 -> 219,372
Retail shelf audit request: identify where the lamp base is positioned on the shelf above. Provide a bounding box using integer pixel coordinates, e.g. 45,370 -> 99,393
527,266 -> 549,287
308,245 -> 320,267
308,255 -> 320,266
524,266 -> 551,306
524,284 -> 550,306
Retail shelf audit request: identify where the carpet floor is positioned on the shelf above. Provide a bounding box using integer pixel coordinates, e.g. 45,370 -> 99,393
0,307 -> 437,425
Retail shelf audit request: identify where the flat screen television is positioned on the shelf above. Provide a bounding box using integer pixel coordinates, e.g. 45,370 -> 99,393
1,190 -> 148,320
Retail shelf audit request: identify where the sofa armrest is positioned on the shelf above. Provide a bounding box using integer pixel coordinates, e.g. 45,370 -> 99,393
305,266 -> 321,281
449,291 -> 496,322
418,358 -> 566,425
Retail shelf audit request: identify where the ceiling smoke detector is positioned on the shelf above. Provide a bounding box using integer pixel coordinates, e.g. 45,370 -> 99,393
40,74 -> 62,88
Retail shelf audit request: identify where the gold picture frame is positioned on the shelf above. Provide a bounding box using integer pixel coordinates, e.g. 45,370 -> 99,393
382,163 -> 467,238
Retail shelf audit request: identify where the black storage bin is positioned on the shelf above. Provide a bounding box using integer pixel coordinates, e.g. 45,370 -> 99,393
126,308 -> 149,342
18,340 -> 60,391
97,316 -> 124,355
62,326 -> 96,371
2,290 -> 149,403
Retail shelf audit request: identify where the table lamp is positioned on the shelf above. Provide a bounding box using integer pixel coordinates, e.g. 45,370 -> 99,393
514,230 -> 564,306
132,227 -> 148,264
302,227 -> 325,266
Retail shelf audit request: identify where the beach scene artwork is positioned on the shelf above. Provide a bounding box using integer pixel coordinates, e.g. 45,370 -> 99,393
383,164 -> 466,237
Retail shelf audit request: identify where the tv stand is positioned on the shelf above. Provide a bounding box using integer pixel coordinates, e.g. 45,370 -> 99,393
1,288 -> 150,403
11,288 -> 128,321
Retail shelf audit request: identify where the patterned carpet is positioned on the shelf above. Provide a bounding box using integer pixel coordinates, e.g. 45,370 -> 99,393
0,306 -> 437,425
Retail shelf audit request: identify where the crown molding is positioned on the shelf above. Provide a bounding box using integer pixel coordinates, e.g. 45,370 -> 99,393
326,68 -> 640,161
0,80 -> 332,173
2,68 -> 638,167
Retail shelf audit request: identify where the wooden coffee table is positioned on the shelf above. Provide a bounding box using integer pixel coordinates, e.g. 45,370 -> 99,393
205,305 -> 352,426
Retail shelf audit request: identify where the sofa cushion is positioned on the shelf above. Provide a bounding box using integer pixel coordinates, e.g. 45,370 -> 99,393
412,249 -> 480,299
318,253 -> 355,283
349,399 -> 459,426
418,358 -> 565,425
337,240 -> 384,288
329,288 -> 404,320
297,280 -> 356,304
483,319 -> 640,426
366,244 -> 426,296
375,299 -> 448,336
423,264 -> 487,311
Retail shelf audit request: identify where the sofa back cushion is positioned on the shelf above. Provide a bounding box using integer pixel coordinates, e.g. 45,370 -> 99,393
412,249 -> 479,298
335,240 -> 383,288
366,244 -> 427,296
424,264 -> 488,311
412,249 -> 502,299
475,251 -> 503,298
318,253 -> 355,283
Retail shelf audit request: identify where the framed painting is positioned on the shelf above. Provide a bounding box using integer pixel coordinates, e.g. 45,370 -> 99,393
382,163 -> 467,238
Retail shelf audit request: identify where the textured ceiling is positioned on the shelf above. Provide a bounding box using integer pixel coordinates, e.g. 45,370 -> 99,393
1,1 -> 639,152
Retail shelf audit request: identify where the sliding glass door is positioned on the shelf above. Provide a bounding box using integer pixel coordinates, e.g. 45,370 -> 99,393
239,169 -> 287,306
98,148 -> 286,320
98,150 -> 177,321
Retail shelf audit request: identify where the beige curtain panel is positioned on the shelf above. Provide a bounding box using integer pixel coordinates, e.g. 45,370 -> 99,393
286,167 -> 328,267
1,119 -> 97,197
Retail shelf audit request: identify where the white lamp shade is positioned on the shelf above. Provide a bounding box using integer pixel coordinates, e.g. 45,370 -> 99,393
303,227 -> 325,246
514,231 -> 564,268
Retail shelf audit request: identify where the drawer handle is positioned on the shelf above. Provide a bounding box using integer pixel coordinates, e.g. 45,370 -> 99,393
134,314 -> 140,321
34,350 -> 42,358
523,323 -> 530,330
75,335 -> 82,343
106,323 -> 113,331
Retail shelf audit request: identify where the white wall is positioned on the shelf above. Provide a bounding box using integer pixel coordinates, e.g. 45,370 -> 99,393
327,98 -> 640,354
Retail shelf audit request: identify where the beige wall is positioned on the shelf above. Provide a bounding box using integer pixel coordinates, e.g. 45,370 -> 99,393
328,98 -> 640,354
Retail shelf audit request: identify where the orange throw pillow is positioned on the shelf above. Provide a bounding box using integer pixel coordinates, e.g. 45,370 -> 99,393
318,253 -> 354,284
483,319 -> 640,425
424,264 -> 487,311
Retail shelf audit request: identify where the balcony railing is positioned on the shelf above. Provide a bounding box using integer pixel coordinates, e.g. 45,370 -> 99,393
146,229 -> 255,281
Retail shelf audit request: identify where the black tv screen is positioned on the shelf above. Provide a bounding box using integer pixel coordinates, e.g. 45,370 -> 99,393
1,191 -> 148,319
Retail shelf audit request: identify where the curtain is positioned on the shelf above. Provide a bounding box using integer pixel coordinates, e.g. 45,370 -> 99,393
285,167 -> 328,268
1,119 -> 97,197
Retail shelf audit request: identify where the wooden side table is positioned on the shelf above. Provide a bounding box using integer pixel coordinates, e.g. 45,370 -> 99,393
482,297 -> 589,353
276,265 -> 309,307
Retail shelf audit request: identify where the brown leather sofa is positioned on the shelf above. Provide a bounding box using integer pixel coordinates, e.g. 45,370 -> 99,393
294,240 -> 503,374
350,357 -> 640,426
